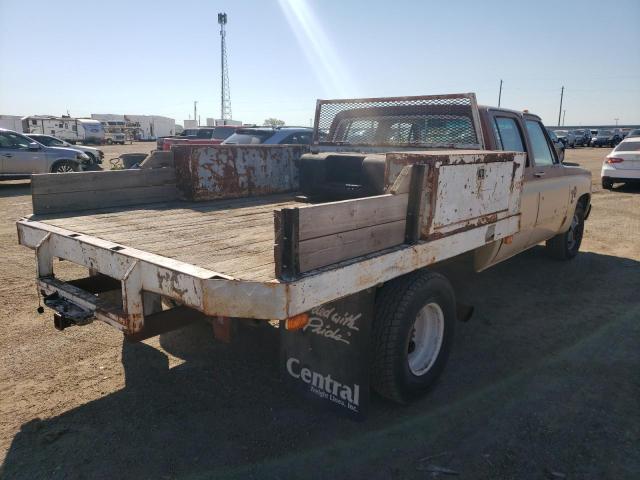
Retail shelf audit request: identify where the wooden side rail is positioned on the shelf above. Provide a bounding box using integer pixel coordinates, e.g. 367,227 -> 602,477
275,190 -> 418,280
31,168 -> 178,214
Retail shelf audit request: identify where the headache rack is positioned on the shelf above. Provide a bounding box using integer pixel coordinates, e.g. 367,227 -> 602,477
313,93 -> 485,150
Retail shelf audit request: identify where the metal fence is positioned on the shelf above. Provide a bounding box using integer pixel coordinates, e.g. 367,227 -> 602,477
313,93 -> 483,149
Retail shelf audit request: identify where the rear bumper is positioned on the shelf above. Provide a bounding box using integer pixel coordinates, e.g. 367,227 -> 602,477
601,164 -> 640,180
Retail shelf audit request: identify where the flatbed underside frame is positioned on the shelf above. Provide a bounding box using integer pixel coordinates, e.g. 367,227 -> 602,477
17,214 -> 519,334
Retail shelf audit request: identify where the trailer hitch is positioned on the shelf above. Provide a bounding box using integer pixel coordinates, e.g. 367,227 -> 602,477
42,292 -> 95,331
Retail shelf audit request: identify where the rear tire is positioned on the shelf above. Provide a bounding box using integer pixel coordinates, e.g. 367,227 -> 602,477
51,160 -> 78,173
602,177 -> 613,190
546,203 -> 585,260
371,270 -> 456,404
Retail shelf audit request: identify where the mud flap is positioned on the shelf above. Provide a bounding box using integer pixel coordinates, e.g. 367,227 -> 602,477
280,289 -> 375,420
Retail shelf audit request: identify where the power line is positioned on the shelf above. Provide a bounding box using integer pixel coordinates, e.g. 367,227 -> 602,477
557,86 -> 564,127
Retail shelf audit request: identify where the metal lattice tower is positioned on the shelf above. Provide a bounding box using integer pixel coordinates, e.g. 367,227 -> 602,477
218,13 -> 232,121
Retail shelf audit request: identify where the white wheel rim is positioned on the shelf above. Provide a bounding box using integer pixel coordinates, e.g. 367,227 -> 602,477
57,165 -> 74,173
408,302 -> 445,376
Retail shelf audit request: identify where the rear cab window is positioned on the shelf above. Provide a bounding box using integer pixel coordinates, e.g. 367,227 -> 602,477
525,119 -> 557,167
491,115 -> 530,167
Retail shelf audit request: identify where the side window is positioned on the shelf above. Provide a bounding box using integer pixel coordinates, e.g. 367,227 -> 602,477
281,132 -> 312,144
297,132 -> 312,145
0,132 -> 31,149
0,133 -> 13,148
525,120 -> 556,166
493,117 -> 525,152
280,133 -> 298,144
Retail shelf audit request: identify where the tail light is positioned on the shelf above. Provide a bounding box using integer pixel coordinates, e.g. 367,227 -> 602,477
285,313 -> 309,331
606,157 -> 624,164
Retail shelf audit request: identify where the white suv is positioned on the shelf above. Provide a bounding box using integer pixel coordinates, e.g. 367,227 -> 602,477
0,128 -> 90,179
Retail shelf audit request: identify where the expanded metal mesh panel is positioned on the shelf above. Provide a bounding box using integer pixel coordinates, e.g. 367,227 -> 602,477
314,94 -> 481,148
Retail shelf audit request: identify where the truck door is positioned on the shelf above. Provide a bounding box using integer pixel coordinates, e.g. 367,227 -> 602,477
523,118 -> 568,245
475,113 -> 538,270
0,131 -> 45,174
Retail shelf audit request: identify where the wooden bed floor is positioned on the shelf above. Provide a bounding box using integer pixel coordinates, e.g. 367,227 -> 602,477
32,194 -> 301,282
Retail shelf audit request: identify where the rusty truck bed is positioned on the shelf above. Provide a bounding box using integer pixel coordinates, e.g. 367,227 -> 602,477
31,193 -> 301,282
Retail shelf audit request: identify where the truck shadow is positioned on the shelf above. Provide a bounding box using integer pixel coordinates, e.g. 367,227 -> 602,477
2,249 -> 639,479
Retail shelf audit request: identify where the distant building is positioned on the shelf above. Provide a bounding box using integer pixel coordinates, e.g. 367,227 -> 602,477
91,114 -> 176,140
0,115 -> 23,132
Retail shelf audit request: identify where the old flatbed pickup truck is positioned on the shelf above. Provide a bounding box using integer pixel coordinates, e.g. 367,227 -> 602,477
17,94 -> 591,417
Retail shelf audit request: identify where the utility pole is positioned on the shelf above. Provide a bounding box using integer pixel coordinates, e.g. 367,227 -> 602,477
562,110 -> 566,126
614,118 -> 619,126
498,79 -> 503,107
557,86 -> 564,127
193,101 -> 198,125
218,13 -> 232,122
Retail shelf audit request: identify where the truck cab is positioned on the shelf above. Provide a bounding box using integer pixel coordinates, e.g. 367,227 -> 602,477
475,106 -> 591,268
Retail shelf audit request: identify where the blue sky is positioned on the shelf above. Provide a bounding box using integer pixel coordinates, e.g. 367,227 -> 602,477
1,0 -> 638,127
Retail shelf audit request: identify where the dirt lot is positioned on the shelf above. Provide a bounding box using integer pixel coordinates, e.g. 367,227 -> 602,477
0,147 -> 638,479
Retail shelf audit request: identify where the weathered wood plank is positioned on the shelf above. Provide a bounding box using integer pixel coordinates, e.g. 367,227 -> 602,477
297,219 -> 406,273
31,168 -> 176,195
33,185 -> 179,214
297,193 -> 408,241
35,195 -> 303,281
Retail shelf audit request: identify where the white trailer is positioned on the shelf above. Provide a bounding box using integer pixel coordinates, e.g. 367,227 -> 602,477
0,115 -> 23,132
91,114 -> 176,140
22,116 -> 105,144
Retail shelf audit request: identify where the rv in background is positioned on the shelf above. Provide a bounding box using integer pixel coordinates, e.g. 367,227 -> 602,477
22,116 -> 105,144
91,114 -> 175,141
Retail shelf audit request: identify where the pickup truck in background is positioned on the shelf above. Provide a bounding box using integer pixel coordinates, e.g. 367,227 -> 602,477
16,93 -> 591,417
161,126 -> 238,151
155,128 -> 199,150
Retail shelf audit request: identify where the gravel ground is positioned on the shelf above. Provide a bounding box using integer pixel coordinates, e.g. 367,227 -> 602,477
0,147 -> 638,479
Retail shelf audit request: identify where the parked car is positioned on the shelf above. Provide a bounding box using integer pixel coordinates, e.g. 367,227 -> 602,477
571,129 -> 591,146
547,128 -> 566,162
161,126 -> 238,150
625,128 -> 640,138
0,128 -> 91,178
601,137 -> 640,189
591,129 -> 621,147
26,133 -> 103,165
222,127 -> 313,145
554,129 -> 576,148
